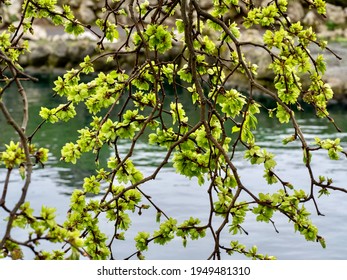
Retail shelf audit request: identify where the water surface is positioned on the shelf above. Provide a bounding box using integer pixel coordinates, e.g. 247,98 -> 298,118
0,76 -> 347,260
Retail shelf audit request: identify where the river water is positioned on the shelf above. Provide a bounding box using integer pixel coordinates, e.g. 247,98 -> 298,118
0,75 -> 347,260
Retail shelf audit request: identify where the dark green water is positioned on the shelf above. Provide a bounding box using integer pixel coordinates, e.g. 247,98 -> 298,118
1,75 -> 347,259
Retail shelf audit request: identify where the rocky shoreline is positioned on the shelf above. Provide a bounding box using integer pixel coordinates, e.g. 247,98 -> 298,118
1,1 -> 347,100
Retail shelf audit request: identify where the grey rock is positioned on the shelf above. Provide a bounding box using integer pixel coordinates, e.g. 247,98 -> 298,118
48,39 -> 69,67
259,0 -> 272,6
325,76 -> 345,95
66,40 -> 95,64
239,29 -> 264,44
325,0 -> 347,8
0,1 -> 21,26
23,25 -> 48,41
28,42 -> 52,67
318,26 -> 344,40
77,4 -> 96,24
85,0 -> 96,7
326,3 -> 346,25
302,11 -> 323,28
64,0 -> 83,8
244,47 -> 273,80
287,2 -> 305,23
240,29 -> 273,80
53,40 -> 69,58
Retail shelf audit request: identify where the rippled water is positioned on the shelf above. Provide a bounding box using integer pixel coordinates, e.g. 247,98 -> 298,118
1,77 -> 347,259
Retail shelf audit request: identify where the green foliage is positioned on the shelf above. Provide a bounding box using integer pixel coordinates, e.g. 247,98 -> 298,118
315,137 -> 344,160
0,141 -> 49,172
153,218 -> 177,245
244,1 -> 284,28
64,21 -> 84,36
276,104 -> 291,123
0,0 -> 346,261
134,24 -> 172,53
211,88 -> 246,118
227,241 -> 275,260
177,217 -> 206,247
135,232 -> 151,251
1,141 -> 26,169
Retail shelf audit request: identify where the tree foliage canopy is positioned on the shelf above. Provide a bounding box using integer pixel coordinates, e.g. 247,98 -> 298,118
0,0 -> 346,260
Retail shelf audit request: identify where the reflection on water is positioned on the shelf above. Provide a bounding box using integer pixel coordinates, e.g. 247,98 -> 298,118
1,76 -> 347,259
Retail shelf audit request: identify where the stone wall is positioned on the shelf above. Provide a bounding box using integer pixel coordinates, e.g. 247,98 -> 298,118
1,0 -> 347,97
2,1 -> 347,31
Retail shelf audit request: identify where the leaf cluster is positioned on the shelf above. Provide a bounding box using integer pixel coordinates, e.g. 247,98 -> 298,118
0,0 -> 345,260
